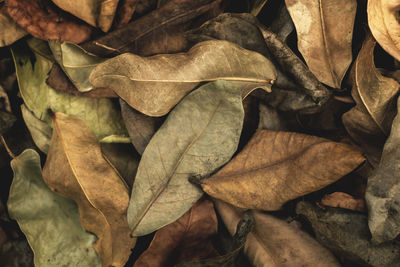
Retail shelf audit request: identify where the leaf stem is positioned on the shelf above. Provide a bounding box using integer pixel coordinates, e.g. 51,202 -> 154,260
1,135 -> 16,159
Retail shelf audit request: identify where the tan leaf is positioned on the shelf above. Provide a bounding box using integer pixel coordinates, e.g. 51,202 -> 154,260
320,192 -> 366,212
0,5 -> 27,47
90,40 -> 277,117
368,0 -> 400,61
285,0 -> 357,88
215,200 -> 340,266
134,198 -> 218,267
201,130 -> 365,211
42,112 -> 136,267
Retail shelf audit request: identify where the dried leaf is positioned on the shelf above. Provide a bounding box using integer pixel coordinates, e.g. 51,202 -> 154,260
368,0 -> 400,61
249,0 -> 268,16
365,95 -> 400,243
120,99 -> 164,155
215,200 -> 340,266
114,0 -> 139,27
0,85 -> 15,134
128,80 -> 269,236
0,5 -> 27,47
268,3 -> 294,42
11,38 -> 129,142
6,0 -> 93,43
42,113 -> 136,267
0,239 -> 34,267
48,40 -> 106,92
81,0 -> 223,57
343,34 -> 399,167
297,201 -> 400,266
51,0 -> 119,32
201,130 -> 365,211
321,192 -> 366,212
90,40 -> 277,116
7,149 -> 101,267
134,199 -> 218,267
285,0 -> 357,88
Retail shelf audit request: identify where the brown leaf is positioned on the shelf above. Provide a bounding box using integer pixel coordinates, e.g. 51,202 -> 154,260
6,0 -> 93,43
0,5 -> 27,47
201,130 -> 365,211
368,0 -> 400,61
215,200 -> 340,266
342,34 -> 399,166
81,0 -> 223,57
114,0 -> 139,27
134,198 -> 218,267
285,0 -> 357,88
0,227 -> 6,252
320,192 -> 366,212
42,112 -> 136,267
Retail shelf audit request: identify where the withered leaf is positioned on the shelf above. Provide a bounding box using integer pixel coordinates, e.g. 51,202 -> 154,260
8,149 -> 101,267
215,200 -> 340,266
134,198 -> 218,267
51,0 -> 119,32
6,0 -> 93,44
201,130 -> 365,211
321,192 -> 366,213
114,0 -> 138,27
297,201 -> 400,266
285,0 -> 357,88
0,85 -> 15,134
127,81 -> 269,236
42,113 -> 136,267
268,3 -> 294,42
365,95 -> 400,243
81,0 -> 223,57
343,34 -> 399,167
368,0 -> 400,61
0,5 -> 27,47
90,40 -> 277,117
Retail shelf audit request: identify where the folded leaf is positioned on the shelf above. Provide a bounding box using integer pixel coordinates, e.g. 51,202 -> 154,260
285,0 -> 357,88
51,0 -> 119,32
368,0 -> 400,61
0,5 -> 27,47
114,0 -> 139,27
268,3 -> 294,42
11,38 -> 129,142
343,34 -> 399,166
297,201 -> 400,266
90,40 -> 277,116
321,192 -> 366,212
215,200 -> 340,266
8,149 -> 101,267
201,129 -> 365,210
48,40 -> 106,92
42,113 -> 136,267
366,95 -> 400,243
128,80 -> 269,236
134,198 -> 218,267
6,0 -> 93,43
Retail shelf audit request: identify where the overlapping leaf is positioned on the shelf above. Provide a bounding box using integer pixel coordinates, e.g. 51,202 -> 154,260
90,40 -> 277,116
42,112 -> 136,267
7,149 -> 101,267
0,5 -> 26,47
201,130 -> 365,210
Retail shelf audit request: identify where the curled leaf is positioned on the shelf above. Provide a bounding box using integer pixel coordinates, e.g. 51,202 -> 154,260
42,113 -> 136,267
201,130 -> 365,211
90,40 -> 277,116
8,149 -> 101,267
321,192 -> 366,212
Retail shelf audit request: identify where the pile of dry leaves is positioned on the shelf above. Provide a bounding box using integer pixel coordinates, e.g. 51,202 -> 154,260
0,0 -> 399,266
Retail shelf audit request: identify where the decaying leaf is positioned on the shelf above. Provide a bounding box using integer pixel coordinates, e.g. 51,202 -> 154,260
0,85 -> 16,134
215,200 -> 340,266
82,0 -> 223,57
7,149 -> 101,267
114,0 -> 139,27
90,40 -> 277,116
11,39 -> 129,143
48,40 -> 106,92
268,2 -> 294,42
6,0 -> 93,43
365,95 -> 400,244
343,34 -> 399,167
42,113 -> 136,267
120,99 -> 164,155
0,239 -> 34,267
134,198 -> 218,267
297,201 -> 400,266
128,80 -> 269,236
368,0 -> 400,61
0,5 -> 27,47
320,192 -> 366,212
285,0 -> 357,88
51,0 -> 119,32
201,130 -> 365,211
